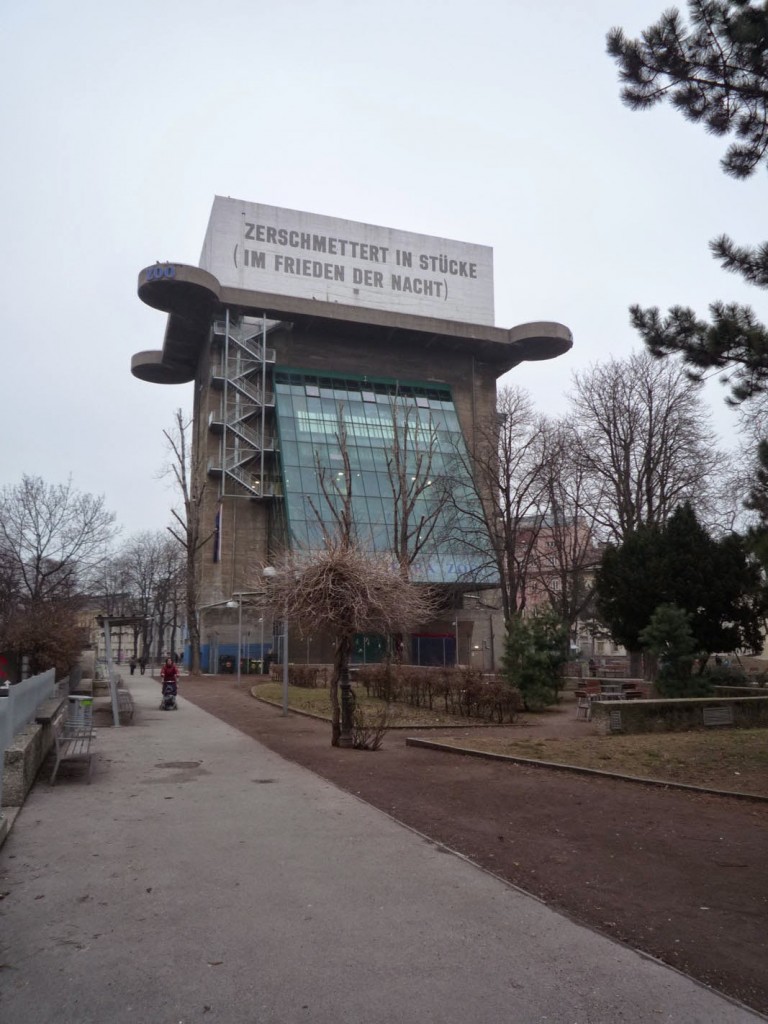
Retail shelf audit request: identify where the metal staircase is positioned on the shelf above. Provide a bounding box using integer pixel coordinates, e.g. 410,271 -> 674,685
208,313 -> 280,499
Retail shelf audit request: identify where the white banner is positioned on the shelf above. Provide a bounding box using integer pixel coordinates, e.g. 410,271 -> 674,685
199,198 -> 495,325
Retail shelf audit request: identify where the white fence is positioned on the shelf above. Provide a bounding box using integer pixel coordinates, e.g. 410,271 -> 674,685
0,669 -> 57,812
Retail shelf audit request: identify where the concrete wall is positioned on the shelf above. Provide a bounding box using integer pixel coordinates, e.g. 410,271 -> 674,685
193,315 -> 504,663
2,696 -> 66,808
591,696 -> 768,735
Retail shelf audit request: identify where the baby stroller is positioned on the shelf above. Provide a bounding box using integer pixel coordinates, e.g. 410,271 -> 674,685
160,681 -> 178,711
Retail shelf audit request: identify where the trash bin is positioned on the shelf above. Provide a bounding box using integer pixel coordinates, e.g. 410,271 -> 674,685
68,695 -> 93,730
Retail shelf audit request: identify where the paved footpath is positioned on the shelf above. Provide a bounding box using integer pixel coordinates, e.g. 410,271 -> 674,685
0,677 -> 763,1024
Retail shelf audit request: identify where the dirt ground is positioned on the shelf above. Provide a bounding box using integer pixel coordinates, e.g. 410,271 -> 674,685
180,675 -> 768,1016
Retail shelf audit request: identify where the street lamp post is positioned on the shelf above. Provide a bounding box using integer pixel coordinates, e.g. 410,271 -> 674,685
259,615 -> 265,674
282,618 -> 289,715
263,567 -> 289,716
226,598 -> 241,685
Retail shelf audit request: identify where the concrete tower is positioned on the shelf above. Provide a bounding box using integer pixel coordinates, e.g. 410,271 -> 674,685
132,199 -> 572,671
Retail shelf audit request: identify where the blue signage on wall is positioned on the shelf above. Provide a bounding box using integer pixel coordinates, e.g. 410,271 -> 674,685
145,265 -> 176,282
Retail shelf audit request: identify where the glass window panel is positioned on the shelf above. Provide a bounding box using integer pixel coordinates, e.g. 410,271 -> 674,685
371,500 -> 389,524
279,419 -> 296,442
281,446 -> 301,467
354,446 -> 376,469
296,441 -> 315,466
359,471 -> 382,497
273,369 -> 492,584
298,467 -> 320,492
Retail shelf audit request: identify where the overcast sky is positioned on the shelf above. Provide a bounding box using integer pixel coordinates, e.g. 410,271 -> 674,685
2,0 -> 763,541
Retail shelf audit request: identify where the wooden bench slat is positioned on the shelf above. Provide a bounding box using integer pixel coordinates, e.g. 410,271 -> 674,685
50,712 -> 93,784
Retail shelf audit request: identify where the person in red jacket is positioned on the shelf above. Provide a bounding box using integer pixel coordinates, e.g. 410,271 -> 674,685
160,657 -> 179,688
159,656 -> 179,710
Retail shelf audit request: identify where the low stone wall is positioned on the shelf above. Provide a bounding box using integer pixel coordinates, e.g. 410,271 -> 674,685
591,695 -> 768,735
4,724 -> 45,805
2,696 -> 67,805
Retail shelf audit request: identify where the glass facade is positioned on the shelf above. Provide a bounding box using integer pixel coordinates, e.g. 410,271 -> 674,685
274,369 -> 493,585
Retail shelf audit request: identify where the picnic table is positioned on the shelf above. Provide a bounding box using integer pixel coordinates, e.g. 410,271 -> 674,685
575,684 -> 644,720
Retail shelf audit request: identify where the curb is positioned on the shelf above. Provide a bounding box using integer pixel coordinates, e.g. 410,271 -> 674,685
404,736 -> 768,804
250,691 -> 768,803
0,806 -> 22,851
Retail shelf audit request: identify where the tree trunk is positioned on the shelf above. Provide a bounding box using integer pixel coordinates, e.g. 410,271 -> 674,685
187,566 -> 202,675
628,649 -> 643,679
329,634 -> 352,746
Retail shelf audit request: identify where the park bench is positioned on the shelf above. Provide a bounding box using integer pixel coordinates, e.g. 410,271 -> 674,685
116,686 -> 134,722
50,709 -> 93,785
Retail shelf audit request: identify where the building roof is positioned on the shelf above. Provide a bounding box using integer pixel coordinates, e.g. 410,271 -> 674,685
131,263 -> 573,385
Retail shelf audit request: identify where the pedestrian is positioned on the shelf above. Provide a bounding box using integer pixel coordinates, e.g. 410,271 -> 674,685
159,656 -> 179,710
160,656 -> 179,689
139,655 -> 147,675
588,657 -> 597,677
129,656 -> 137,676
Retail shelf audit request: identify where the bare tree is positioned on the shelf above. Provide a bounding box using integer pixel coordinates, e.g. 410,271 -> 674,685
99,553 -> 133,619
3,598 -> 87,678
283,410 -> 437,745
306,412 -> 357,553
446,386 -> 552,623
114,531 -> 184,660
709,396 -> 768,538
263,545 -> 436,747
0,475 -> 115,675
308,397 -> 447,582
570,352 -> 724,542
385,395 -> 443,580
0,475 -> 115,602
153,536 -> 185,659
163,409 -> 211,674
0,546 -> 21,647
532,418 -> 603,632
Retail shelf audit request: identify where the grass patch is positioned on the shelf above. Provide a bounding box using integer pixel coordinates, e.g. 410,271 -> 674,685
252,682 -> 463,727
437,730 -> 768,796
253,683 -> 768,795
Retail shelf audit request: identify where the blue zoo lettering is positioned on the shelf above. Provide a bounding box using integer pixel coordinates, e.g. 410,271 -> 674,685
146,265 -> 176,281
